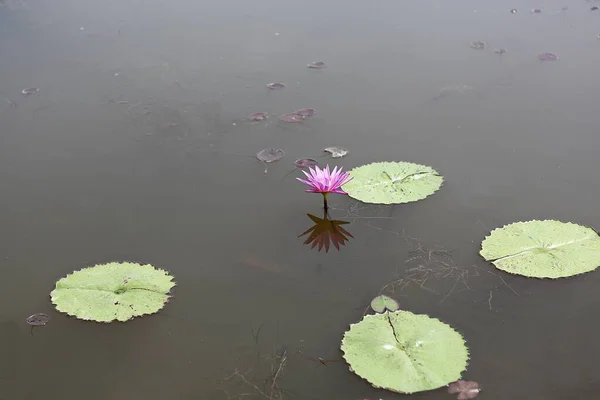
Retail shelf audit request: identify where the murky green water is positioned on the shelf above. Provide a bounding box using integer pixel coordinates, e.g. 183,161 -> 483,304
2,0 -> 600,398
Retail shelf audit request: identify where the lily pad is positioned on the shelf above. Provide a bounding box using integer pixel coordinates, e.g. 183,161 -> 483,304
480,220 -> 600,279
26,313 -> 50,326
247,112 -> 268,121
370,295 -> 399,313
307,61 -> 326,69
279,113 -> 304,123
294,108 -> 315,118
266,82 -> 285,90
342,161 -> 443,204
257,148 -> 284,163
341,311 -> 469,394
448,380 -> 481,400
50,262 -> 176,323
21,87 -> 40,95
470,41 -> 485,50
294,158 -> 318,168
324,146 -> 348,158
538,52 -> 558,61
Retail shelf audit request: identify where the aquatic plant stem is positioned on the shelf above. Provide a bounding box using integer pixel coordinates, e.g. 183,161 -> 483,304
322,193 -> 328,211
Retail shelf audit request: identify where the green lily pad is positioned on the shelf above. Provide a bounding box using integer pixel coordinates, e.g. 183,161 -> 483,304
342,161 -> 443,204
370,295 -> 399,313
341,311 -> 468,394
480,220 -> 600,279
50,262 -> 176,323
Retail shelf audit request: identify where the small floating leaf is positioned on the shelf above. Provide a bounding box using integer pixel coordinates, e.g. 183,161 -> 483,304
324,146 -> 348,158
257,148 -> 285,163
531,8 -> 542,13
294,158 -> 318,168
343,161 -> 444,205
370,295 -> 399,313
538,52 -> 558,61
510,8 -> 517,14
21,88 -> 40,95
470,41 -> 485,50
493,48 -> 507,55
279,113 -> 304,123
294,108 -> 315,118
307,61 -> 326,69
50,262 -> 176,323
26,313 -> 50,326
480,220 -> 600,279
247,112 -> 268,121
266,82 -> 285,90
341,311 -> 469,394
448,380 -> 481,400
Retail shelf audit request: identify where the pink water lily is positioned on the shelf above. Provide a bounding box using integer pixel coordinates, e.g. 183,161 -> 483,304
297,165 -> 352,209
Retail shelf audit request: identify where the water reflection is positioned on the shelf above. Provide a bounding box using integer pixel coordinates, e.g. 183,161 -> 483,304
297,211 -> 354,253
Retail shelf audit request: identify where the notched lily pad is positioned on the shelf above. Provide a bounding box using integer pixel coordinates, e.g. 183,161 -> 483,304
470,41 -> 485,50
247,112 -> 268,121
448,380 -> 481,400
50,261 -> 176,323
480,220 -> 600,279
26,313 -> 50,326
294,108 -> 315,118
343,161 -> 444,204
22,88 -> 40,95
324,146 -> 348,158
279,113 -> 304,123
294,158 -> 318,168
307,61 -> 326,69
341,311 -> 469,394
266,82 -> 285,90
370,295 -> 399,313
257,148 -> 285,163
538,52 -> 558,61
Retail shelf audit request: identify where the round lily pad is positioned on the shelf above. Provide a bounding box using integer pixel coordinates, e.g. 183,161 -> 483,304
480,220 -> 600,279
294,158 -> 318,168
307,61 -> 326,69
279,113 -> 304,123
266,82 -> 285,90
26,313 -> 50,326
341,311 -> 469,394
370,295 -> 399,313
324,146 -> 348,158
257,148 -> 284,163
342,161 -> 443,204
50,262 -> 176,323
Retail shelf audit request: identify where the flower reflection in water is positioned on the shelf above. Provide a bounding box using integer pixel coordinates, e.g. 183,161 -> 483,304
298,211 -> 354,252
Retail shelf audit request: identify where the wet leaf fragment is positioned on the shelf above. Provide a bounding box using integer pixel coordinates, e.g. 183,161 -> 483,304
26,313 -> 50,326
324,146 -> 348,158
257,148 -> 285,163
448,380 -> 481,400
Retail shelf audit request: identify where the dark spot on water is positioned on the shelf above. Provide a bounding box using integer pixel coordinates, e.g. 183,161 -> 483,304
538,52 -> 558,61
294,108 -> 315,118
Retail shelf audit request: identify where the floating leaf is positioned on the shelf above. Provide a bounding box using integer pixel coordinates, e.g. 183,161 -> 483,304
480,220 -> 600,279
324,146 -> 348,158
279,113 -> 304,123
494,48 -> 507,55
21,88 -> 39,95
294,158 -> 318,168
257,148 -> 285,163
510,8 -> 517,14
50,262 -> 176,323
448,380 -> 481,400
531,8 -> 542,13
469,41 -> 485,50
370,295 -> 399,313
294,108 -> 315,118
342,161 -> 443,205
538,52 -> 558,61
307,61 -> 326,69
341,311 -> 469,394
266,82 -> 285,90
247,112 -> 268,121
26,313 -> 50,326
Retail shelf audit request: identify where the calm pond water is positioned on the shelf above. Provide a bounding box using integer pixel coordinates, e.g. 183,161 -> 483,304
2,0 -> 600,398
